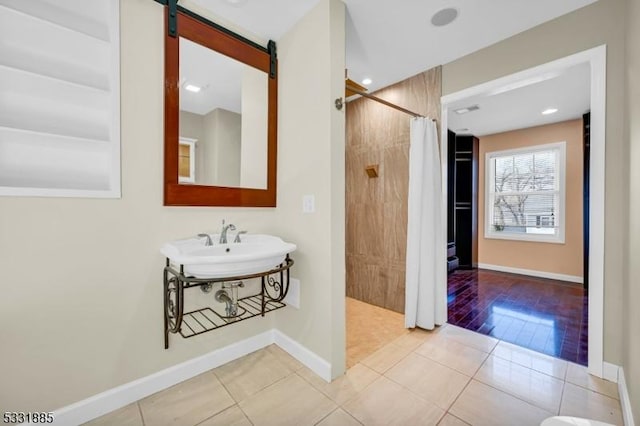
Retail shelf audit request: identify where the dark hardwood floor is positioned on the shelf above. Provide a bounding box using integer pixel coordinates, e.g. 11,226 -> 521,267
447,269 -> 588,365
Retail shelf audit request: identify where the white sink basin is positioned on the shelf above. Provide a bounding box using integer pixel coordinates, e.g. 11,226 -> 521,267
161,234 -> 296,279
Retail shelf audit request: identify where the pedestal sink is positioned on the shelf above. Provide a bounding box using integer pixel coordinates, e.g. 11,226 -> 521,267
161,234 -> 297,279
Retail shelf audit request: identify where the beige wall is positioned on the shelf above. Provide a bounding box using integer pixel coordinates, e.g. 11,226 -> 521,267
179,107 -> 243,187
442,0 -> 626,364
179,110 -> 203,141
478,120 -> 583,278
205,108 -> 241,186
624,0 -> 640,417
0,0 -> 345,411
271,0 -> 347,378
345,69 -> 442,313
240,66 -> 268,189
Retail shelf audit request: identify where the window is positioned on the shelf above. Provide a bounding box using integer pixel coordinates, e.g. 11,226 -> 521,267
485,142 -> 566,243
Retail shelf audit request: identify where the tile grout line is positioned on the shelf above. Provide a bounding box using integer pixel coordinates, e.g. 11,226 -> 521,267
380,343 -> 475,411
465,377 -> 556,416
241,407 -> 255,426
312,406 -> 363,426
409,339 -> 489,377
440,326 -> 500,352
472,367 -> 565,414
215,348 -> 297,404
232,373 -> 295,426
376,363 -> 461,414
453,325 -> 576,381
338,374 -> 445,423
382,363 -> 473,414
246,368 -> 295,398
292,363 -> 380,407
233,402 -> 256,426
136,401 -> 146,426
441,373 -> 475,422
192,405 -> 246,426
557,375 -> 568,416
342,408 -> 365,426
473,348 -> 564,414
441,412 -> 472,426
360,340 -> 415,375
211,368 -> 240,405
334,368 -> 384,408
482,351 -> 569,381
293,370 -> 336,402
312,407 -> 339,426
564,379 -> 622,401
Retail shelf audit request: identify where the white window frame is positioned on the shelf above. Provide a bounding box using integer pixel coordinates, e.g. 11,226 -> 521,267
484,141 -> 566,244
178,137 -> 197,184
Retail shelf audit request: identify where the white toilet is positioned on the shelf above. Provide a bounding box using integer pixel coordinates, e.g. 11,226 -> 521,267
541,416 -> 616,426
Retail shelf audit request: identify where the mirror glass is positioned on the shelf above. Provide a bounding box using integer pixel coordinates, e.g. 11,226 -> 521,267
178,37 -> 268,190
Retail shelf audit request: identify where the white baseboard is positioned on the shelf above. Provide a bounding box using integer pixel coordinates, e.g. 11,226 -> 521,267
39,329 -> 330,426
618,367 -> 636,426
602,362 -> 619,383
273,329 -> 332,382
477,263 -> 583,284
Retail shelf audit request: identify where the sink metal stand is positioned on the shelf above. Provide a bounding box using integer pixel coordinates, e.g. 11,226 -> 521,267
163,255 -> 294,349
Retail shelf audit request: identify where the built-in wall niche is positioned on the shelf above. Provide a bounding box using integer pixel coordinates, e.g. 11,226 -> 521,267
178,137 -> 196,184
0,0 -> 120,198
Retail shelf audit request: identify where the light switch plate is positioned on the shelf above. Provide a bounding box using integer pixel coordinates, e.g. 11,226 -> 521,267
302,195 -> 315,213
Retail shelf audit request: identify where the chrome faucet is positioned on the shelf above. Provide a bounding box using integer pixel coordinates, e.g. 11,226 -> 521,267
197,233 -> 213,246
234,231 -> 247,243
219,220 -> 236,244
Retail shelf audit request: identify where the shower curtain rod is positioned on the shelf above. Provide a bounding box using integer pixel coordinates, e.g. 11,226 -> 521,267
345,84 -> 434,121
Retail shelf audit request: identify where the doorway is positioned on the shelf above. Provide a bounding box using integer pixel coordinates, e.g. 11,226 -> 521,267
440,46 -> 606,376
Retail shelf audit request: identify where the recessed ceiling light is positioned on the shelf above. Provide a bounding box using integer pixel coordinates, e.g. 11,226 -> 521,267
456,128 -> 470,133
362,78 -> 372,85
542,108 -> 558,115
185,84 -> 201,93
454,105 -> 480,115
431,8 -> 458,27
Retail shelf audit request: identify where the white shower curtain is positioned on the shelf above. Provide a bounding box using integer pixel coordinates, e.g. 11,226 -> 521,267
405,117 -> 447,330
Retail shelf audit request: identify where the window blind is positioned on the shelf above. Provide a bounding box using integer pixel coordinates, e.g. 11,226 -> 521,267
488,145 -> 563,238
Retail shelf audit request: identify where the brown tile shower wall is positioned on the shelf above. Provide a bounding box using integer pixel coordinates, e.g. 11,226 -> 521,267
345,67 -> 442,313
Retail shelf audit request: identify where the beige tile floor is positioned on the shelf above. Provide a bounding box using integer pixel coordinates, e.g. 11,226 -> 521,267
87,322 -> 623,426
346,297 -> 408,368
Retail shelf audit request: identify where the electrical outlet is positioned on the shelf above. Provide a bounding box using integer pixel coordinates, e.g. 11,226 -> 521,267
283,278 -> 300,309
302,195 -> 315,213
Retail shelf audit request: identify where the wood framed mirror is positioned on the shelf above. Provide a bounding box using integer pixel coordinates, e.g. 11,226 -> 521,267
164,7 -> 277,206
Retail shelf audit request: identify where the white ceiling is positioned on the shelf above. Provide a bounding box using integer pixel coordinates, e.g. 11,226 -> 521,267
447,63 -> 591,137
190,0 -> 320,41
180,37 -> 243,115
344,0 -> 596,92
190,0 -> 597,93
